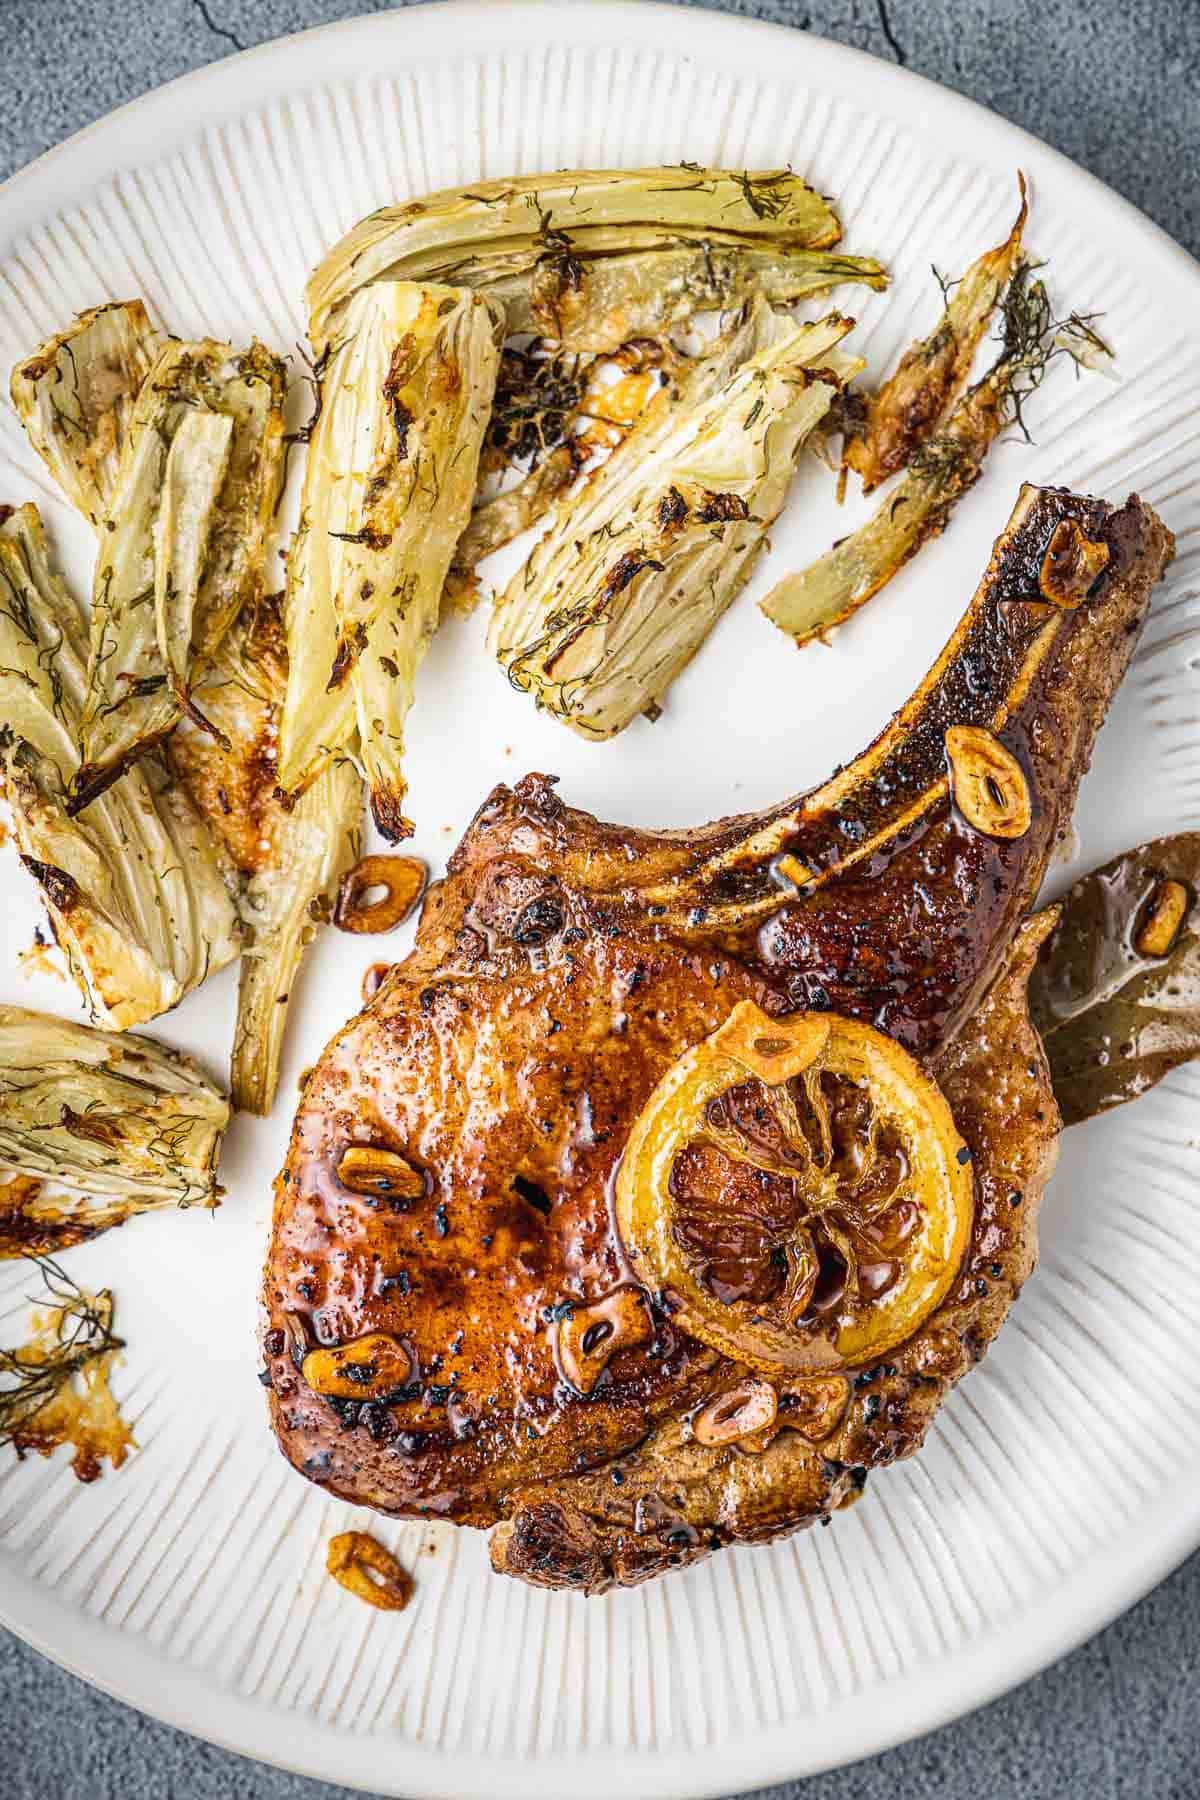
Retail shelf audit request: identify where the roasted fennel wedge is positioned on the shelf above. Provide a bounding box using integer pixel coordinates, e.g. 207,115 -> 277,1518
0,1004 -> 229,1213
762,264 -> 1082,646
72,338 -> 286,808
16,310 -> 358,1110
0,504 -> 240,1028
841,180 -> 1027,492
178,595 -> 363,1115
9,301 -> 162,529
490,305 -> 861,738
307,166 -> 874,354
277,281 -> 502,837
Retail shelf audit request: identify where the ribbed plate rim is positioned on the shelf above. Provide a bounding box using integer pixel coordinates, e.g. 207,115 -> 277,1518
0,5 -> 1197,1797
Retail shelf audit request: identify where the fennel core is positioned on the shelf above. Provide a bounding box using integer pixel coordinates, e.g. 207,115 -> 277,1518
0,507 -> 241,1028
0,1002 -> 230,1219
275,281 -> 503,840
305,165 -> 885,356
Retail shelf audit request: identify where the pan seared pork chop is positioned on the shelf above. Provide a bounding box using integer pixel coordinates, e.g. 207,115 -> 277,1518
262,484 -> 1172,1592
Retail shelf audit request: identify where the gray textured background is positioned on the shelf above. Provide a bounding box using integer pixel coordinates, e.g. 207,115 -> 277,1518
0,2 -> 1197,1797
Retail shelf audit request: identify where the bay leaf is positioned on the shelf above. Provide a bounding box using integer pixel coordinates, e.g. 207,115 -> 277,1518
1029,833 -> 1200,1125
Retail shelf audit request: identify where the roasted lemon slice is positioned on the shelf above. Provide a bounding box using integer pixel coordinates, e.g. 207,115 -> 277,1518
616,1000 -> 973,1374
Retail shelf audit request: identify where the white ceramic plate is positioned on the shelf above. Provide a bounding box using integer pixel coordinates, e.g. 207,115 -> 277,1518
1,6 -> 1198,1795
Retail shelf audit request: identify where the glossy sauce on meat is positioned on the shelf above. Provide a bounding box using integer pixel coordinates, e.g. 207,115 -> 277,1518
263,485 -> 1173,1589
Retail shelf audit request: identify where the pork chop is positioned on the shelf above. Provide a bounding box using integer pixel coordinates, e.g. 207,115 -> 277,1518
262,483 -> 1172,1591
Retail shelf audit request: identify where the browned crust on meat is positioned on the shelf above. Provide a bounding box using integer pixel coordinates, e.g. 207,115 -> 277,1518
262,486 -> 1173,1589
490,914 -> 1059,1591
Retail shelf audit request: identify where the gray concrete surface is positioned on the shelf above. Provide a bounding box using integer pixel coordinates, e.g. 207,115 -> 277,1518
0,2 -> 1197,1797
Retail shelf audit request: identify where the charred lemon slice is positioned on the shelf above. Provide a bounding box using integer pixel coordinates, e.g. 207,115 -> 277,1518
616,1001 -> 973,1374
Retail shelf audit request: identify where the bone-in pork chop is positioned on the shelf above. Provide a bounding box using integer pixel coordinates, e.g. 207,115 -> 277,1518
262,484 -> 1172,1592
